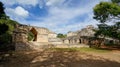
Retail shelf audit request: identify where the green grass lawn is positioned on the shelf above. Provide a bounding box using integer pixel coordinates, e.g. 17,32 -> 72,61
50,47 -> 110,53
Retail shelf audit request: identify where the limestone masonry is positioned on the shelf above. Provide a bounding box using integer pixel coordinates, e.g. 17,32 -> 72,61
13,24 -> 62,50
13,24 -> 120,51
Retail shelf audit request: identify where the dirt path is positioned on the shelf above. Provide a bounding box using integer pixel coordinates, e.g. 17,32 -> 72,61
0,50 -> 120,67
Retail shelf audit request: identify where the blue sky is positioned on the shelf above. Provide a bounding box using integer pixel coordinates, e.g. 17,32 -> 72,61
0,0 -> 109,33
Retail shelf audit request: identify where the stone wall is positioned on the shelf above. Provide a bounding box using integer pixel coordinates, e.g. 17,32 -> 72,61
12,24 -> 61,50
37,34 -> 48,42
12,24 -> 30,51
48,33 -> 57,38
29,27 -> 57,43
67,31 -> 77,37
49,38 -> 63,44
63,39 -> 69,44
63,25 -> 96,45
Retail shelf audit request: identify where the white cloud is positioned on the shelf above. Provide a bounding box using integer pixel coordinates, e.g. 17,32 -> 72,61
5,6 -> 29,21
27,0 -> 100,33
0,0 -> 15,6
14,6 -> 29,17
24,13 -> 98,34
0,0 -> 38,6
39,0 -> 45,8
46,0 -> 66,6
17,0 -> 38,6
2,0 -> 110,33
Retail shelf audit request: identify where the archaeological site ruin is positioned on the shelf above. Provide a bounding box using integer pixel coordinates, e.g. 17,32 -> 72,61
12,24 -> 120,51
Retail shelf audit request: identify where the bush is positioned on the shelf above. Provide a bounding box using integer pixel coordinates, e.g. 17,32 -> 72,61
0,23 -> 9,35
0,33 -> 12,44
27,31 -> 34,41
0,33 -> 14,51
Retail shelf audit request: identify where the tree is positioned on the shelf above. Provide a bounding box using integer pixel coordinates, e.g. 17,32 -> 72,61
93,2 -> 120,23
0,1 -> 6,19
57,33 -> 66,38
95,24 -> 109,37
113,22 -> 120,39
0,1 -> 18,45
93,0 -> 120,47
0,23 -> 8,35
111,0 -> 120,3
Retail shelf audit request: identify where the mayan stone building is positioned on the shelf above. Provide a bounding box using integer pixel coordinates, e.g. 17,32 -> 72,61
30,27 -> 50,43
63,25 -> 120,46
63,25 -> 95,45
12,24 -> 62,50
12,24 -> 30,50
29,27 -> 62,44
13,24 -> 119,50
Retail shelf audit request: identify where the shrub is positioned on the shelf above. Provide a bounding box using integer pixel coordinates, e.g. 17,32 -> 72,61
27,31 -> 34,41
0,33 -> 12,44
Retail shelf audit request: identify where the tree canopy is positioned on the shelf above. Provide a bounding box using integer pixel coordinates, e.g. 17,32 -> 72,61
0,1 -> 18,44
0,23 -> 8,35
57,33 -> 67,38
111,0 -> 120,3
0,1 -> 6,19
93,2 -> 120,23
93,0 -> 120,40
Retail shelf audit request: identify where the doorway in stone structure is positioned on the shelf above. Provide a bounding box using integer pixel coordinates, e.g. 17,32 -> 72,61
79,39 -> 82,44
69,40 -> 70,44
30,27 -> 37,41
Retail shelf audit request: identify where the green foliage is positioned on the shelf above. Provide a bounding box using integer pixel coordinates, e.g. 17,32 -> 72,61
93,0 -> 120,41
93,2 -> 120,23
0,33 -> 12,44
95,23 -> 120,40
0,1 -> 19,45
0,1 -> 6,19
0,1 -> 9,20
57,33 -> 67,38
0,19 -> 18,34
0,33 -> 14,51
0,19 -> 18,44
0,23 -> 8,35
27,31 -> 34,41
0,1 -> 19,51
111,0 -> 120,3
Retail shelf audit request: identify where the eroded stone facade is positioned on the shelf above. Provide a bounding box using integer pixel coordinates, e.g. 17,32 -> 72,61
13,24 -> 63,50
63,25 -> 95,45
63,25 -> 120,46
13,24 -> 120,50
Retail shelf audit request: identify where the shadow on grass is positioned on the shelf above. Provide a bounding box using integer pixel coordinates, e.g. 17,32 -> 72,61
93,46 -> 120,51
0,50 -> 120,67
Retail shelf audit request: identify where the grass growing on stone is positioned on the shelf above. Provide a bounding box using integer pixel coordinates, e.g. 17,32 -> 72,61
50,47 -> 110,53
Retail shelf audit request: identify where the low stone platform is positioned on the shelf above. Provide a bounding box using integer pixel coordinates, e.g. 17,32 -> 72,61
15,41 -> 89,51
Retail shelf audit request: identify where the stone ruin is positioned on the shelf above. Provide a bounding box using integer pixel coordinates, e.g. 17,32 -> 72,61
12,24 -> 31,51
12,24 -> 120,51
62,25 -> 120,47
62,25 -> 95,45
12,24 -> 63,51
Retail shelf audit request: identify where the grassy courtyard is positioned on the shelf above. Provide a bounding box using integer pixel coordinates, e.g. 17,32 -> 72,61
0,47 -> 120,67
50,47 -> 110,53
